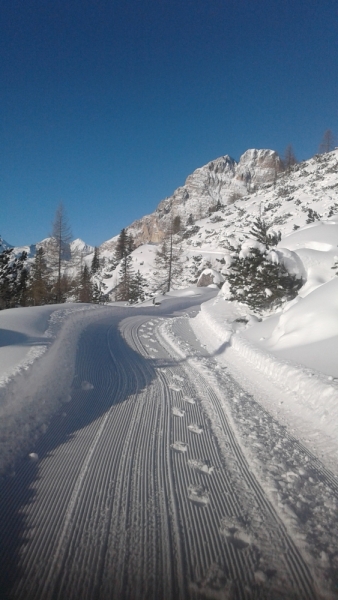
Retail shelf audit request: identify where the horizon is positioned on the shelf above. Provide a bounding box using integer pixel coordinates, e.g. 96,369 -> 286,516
1,0 -> 337,247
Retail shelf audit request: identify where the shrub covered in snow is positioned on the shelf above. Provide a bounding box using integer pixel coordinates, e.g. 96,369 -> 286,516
224,219 -> 303,312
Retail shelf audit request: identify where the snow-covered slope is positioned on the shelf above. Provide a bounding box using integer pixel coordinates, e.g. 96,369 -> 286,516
98,149 -> 338,294
0,238 -> 13,251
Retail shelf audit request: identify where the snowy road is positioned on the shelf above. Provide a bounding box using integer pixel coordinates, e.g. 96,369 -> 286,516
0,296 -> 337,599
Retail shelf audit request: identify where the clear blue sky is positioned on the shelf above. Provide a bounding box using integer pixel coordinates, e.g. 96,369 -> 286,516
1,0 -> 337,247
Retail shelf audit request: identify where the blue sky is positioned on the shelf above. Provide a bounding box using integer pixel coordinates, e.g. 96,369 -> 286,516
1,0 -> 337,247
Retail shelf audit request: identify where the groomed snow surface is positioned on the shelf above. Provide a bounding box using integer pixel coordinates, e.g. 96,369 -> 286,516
0,289 -> 337,598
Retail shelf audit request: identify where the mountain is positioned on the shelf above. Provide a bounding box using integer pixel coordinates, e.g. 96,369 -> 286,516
99,148 -> 338,294
102,149 -> 283,250
3,147 -> 338,298
0,238 -> 13,251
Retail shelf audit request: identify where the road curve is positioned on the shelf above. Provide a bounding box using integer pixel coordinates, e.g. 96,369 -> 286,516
0,296 -> 329,600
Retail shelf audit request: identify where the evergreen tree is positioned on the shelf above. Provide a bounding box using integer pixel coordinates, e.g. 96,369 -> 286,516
225,218 -> 302,312
306,209 -> 320,224
225,243 -> 302,312
28,247 -> 51,305
113,229 -> 136,300
17,261 -> 29,306
116,253 -> 134,301
249,217 -> 281,248
114,228 -> 128,263
0,249 -> 13,309
127,234 -> 135,255
91,246 -> 100,274
0,249 -> 28,309
129,270 -> 148,303
78,265 -> 93,303
328,203 -> 338,218
50,203 -> 72,303
92,275 -> 108,304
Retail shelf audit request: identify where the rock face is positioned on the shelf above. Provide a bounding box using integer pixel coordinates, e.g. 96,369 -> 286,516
108,149 -> 283,248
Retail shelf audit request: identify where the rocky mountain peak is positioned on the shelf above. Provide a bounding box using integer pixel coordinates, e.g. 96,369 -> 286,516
236,149 -> 283,185
119,149 -> 284,247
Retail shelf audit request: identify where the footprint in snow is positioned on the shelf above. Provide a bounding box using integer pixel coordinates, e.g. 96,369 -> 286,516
170,441 -> 188,453
81,380 -> 94,391
28,453 -> 39,461
220,516 -> 252,550
183,396 -> 195,405
172,407 -> 185,418
188,423 -> 203,435
188,459 -> 214,475
188,484 -> 210,505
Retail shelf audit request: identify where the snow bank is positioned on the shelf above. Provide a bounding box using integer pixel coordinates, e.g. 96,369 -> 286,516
190,296 -> 338,473
0,304 -> 116,475
267,278 -> 338,350
279,220 -> 338,297
0,305 -> 58,386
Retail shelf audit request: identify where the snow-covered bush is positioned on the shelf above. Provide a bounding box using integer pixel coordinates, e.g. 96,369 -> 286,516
224,219 -> 303,312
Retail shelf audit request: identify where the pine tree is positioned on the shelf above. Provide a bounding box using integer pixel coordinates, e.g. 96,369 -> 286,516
116,253 -> 134,301
129,270 -> 148,303
306,209 -> 320,224
0,249 -> 28,309
249,217 -> 281,248
225,243 -> 302,312
127,234 -> 135,255
328,203 -> 338,218
92,282 -> 102,303
91,246 -> 100,274
0,249 -> 13,309
114,228 -> 128,263
113,229 -> 136,300
29,247 -> 51,305
78,265 -> 93,303
50,203 -> 72,303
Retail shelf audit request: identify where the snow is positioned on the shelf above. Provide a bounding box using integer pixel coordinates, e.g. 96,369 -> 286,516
190,291 -> 338,475
266,277 -> 338,351
2,149 -> 338,480
0,305 -> 58,385
70,238 -> 94,255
